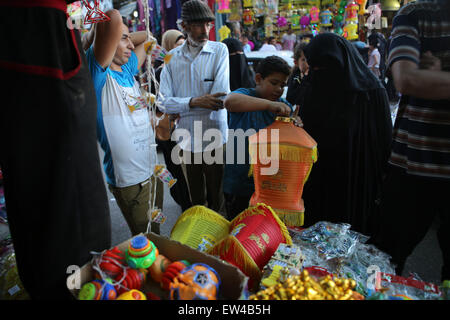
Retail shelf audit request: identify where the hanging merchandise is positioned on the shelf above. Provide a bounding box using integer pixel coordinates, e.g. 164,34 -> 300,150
243,8 -> 254,26
243,0 -> 253,7
345,1 -> 359,23
334,0 -> 347,36
81,0 -> 110,25
290,11 -> 300,30
217,0 -> 231,13
309,6 -> 320,24
267,0 -> 279,16
277,16 -> 288,28
265,16 -> 274,37
356,0 -> 368,15
344,22 -> 359,40
319,8 -> 333,27
228,0 -> 242,22
311,23 -> 320,36
248,117 -> 318,227
218,24 -> 232,41
300,15 -> 310,30
253,0 -> 265,16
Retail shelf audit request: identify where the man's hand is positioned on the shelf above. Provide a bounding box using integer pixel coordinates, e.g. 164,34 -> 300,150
420,51 -> 441,71
190,92 -> 227,111
267,101 -> 291,117
293,115 -> 303,127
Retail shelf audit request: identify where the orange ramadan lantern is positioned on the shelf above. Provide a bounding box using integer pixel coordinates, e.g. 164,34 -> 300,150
207,203 -> 292,291
248,117 -> 318,227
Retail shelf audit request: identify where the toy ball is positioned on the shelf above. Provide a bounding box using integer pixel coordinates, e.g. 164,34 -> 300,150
170,263 -> 220,300
149,254 -> 172,283
125,235 -> 158,269
78,279 -> 117,300
161,260 -> 190,291
116,289 -> 147,300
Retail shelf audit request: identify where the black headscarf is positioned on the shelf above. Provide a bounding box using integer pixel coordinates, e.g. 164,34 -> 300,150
299,33 -> 392,236
222,38 -> 256,91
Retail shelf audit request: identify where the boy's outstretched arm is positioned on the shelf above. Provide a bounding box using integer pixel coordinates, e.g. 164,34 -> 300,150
224,93 -> 291,116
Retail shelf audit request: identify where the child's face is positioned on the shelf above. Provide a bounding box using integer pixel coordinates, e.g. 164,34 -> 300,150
296,52 -> 309,75
255,72 -> 288,101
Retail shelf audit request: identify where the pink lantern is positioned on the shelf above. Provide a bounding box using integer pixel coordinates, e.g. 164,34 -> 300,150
310,6 -> 320,24
277,16 -> 288,27
300,15 -> 310,29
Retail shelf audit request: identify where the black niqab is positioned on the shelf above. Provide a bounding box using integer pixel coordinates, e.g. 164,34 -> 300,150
223,38 -> 256,91
299,33 -> 392,236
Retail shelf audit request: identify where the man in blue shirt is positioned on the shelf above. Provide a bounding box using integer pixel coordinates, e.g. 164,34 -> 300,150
84,9 -> 162,235
223,56 -> 295,220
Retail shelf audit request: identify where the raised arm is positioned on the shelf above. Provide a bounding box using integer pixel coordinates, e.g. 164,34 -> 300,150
92,9 -> 123,69
224,93 -> 291,116
130,31 -> 150,70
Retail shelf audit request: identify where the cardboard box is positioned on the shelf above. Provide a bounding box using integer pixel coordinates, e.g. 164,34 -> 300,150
67,232 -> 248,300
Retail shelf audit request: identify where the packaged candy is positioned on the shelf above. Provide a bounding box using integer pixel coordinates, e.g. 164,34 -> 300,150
368,272 -> 442,300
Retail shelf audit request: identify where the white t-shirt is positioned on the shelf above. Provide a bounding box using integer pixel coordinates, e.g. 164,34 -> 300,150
282,33 -> 297,51
259,43 -> 277,52
86,48 -> 156,188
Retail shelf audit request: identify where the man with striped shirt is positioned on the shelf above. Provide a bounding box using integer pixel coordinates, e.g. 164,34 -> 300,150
158,0 -> 230,213
372,0 -> 450,281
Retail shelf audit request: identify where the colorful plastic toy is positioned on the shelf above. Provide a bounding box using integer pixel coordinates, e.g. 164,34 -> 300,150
78,279 -> 117,300
161,260 -> 190,291
116,289 -> 147,300
149,254 -> 172,283
98,246 -> 125,278
115,268 -> 148,295
170,263 -> 220,300
310,6 -> 320,24
125,235 -> 158,269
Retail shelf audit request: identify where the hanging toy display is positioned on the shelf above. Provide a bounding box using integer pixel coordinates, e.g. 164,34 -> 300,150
243,9 -> 254,26
277,16 -> 288,28
344,23 -> 359,40
300,15 -> 310,30
309,6 -> 320,24
344,1 -> 359,41
264,16 -> 274,37
311,23 -> 320,37
334,0 -> 347,36
154,164 -> 177,188
218,25 -> 232,42
253,0 -> 265,16
267,0 -> 278,15
217,0 -> 231,13
243,0 -> 253,8
319,8 -> 333,27
345,1 -> 359,23
356,0 -> 368,15
290,11 -> 300,30
228,0 -> 242,22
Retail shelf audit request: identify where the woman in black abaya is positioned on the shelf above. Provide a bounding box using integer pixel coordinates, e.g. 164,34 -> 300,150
299,33 -> 392,236
222,38 -> 256,91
